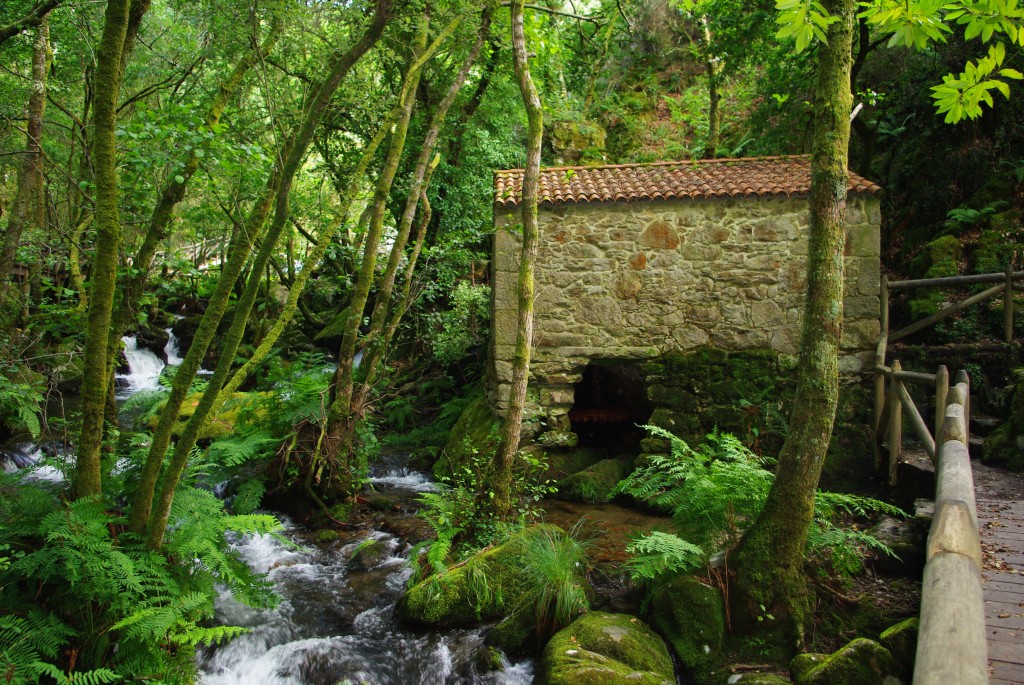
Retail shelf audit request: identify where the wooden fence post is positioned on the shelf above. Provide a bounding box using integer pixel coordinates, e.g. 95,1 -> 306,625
890,359 -> 903,486
1006,266 -> 1015,343
935,365 -> 948,448
875,274 -> 889,471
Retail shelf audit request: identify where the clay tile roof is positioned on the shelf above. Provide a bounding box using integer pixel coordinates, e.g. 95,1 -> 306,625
493,155 -> 882,206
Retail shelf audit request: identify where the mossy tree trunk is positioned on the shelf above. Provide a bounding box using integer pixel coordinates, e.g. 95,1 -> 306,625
0,15 -> 49,300
729,0 -> 855,643
347,4 -> 492,428
74,0 -> 134,500
101,15 -> 281,431
492,0 -> 543,519
320,15 -> 452,495
140,0 -> 393,548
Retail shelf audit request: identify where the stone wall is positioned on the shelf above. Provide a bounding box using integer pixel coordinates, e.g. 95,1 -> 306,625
490,193 -> 882,444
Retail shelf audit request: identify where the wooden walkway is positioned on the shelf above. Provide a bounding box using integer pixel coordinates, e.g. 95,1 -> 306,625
975,461 -> 1024,684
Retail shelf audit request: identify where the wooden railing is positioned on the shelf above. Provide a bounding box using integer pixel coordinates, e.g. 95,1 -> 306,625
873,268 -> 1018,483
913,376 -> 987,685
873,362 -> 960,485
883,267 -> 1022,344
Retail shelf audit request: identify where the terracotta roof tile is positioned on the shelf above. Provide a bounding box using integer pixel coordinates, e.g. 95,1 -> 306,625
493,155 -> 881,206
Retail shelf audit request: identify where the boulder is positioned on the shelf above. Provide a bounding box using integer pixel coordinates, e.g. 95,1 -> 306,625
535,611 -> 675,685
397,525 -> 565,627
432,392 -> 500,482
556,458 -> 632,504
646,576 -> 725,678
791,638 -> 903,685
726,675 -> 792,685
867,516 -> 925,576
879,617 -> 918,678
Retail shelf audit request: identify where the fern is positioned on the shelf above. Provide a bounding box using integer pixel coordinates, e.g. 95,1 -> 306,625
231,478 -> 266,515
624,531 -> 704,582
208,429 -> 278,467
617,426 -> 903,585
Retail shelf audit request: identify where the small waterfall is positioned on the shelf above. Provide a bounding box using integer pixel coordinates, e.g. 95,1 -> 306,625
165,328 -> 184,365
117,336 -> 165,396
1,442 -> 68,483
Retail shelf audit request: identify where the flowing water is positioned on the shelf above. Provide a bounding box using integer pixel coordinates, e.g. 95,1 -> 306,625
116,335 -> 166,397
197,518 -> 533,685
165,328 -> 185,366
5,338 -> 534,684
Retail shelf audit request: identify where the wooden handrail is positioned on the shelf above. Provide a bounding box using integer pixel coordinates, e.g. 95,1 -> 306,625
888,269 -> 1024,290
890,284 -> 1004,342
913,377 -> 986,685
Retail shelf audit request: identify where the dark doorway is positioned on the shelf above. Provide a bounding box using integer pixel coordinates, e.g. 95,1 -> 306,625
568,363 -> 652,451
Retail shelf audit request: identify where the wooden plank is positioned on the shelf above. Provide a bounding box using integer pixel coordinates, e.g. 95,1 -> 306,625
896,379 -> 936,459
986,625 -> 1024,644
988,658 -> 1024,682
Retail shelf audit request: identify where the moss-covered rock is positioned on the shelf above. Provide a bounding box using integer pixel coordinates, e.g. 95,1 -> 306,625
348,539 -> 390,570
538,430 -> 578,449
908,236 -> 962,319
867,516 -> 925,576
879,617 -> 918,678
545,447 -> 607,481
535,611 -> 675,685
432,392 -> 500,481
790,638 -> 903,685
556,458 -> 632,504
646,576 -> 725,679
486,603 -> 536,654
397,525 -> 565,627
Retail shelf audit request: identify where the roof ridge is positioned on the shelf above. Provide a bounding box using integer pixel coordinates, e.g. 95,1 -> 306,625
493,154 -> 810,175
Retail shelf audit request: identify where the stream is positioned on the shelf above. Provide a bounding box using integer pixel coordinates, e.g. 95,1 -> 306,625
1,336 -> 535,685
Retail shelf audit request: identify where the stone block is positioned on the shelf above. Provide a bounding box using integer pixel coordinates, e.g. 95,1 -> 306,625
844,295 -> 880,319
841,319 -> 880,350
845,224 -> 880,258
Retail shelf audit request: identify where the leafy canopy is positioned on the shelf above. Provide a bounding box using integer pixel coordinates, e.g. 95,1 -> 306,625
774,0 -> 1024,122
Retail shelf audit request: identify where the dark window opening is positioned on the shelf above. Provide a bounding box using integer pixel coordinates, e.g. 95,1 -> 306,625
568,363 -> 652,451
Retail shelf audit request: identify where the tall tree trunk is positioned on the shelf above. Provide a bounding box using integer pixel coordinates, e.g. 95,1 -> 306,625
142,0 -> 393,548
219,108 -> 396,398
320,16 -> 460,496
74,0 -> 134,500
729,0 -> 855,643
350,4 -> 491,421
0,16 -> 49,292
491,0 -> 543,519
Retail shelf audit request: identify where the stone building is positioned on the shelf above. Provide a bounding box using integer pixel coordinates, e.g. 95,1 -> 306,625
490,155 -> 882,450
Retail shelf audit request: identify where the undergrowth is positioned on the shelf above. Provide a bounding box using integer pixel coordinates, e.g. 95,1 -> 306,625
0,476 -> 279,684
617,426 -> 903,586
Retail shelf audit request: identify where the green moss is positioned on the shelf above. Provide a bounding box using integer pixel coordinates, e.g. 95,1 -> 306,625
909,235 -> 963,318
879,617 -> 918,678
790,638 -> 902,685
147,391 -> 264,440
646,576 -> 725,679
314,529 -> 338,543
433,391 -> 500,481
557,458 -> 632,504
545,447 -> 606,480
536,612 -> 675,685
486,603 -> 536,654
312,306 -> 350,344
983,371 -> 1024,471
397,525 -> 565,628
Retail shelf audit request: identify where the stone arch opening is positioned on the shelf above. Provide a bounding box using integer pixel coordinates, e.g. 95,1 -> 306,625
568,362 -> 652,450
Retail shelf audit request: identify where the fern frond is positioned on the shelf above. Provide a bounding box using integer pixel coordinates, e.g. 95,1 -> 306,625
624,532 -> 704,582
